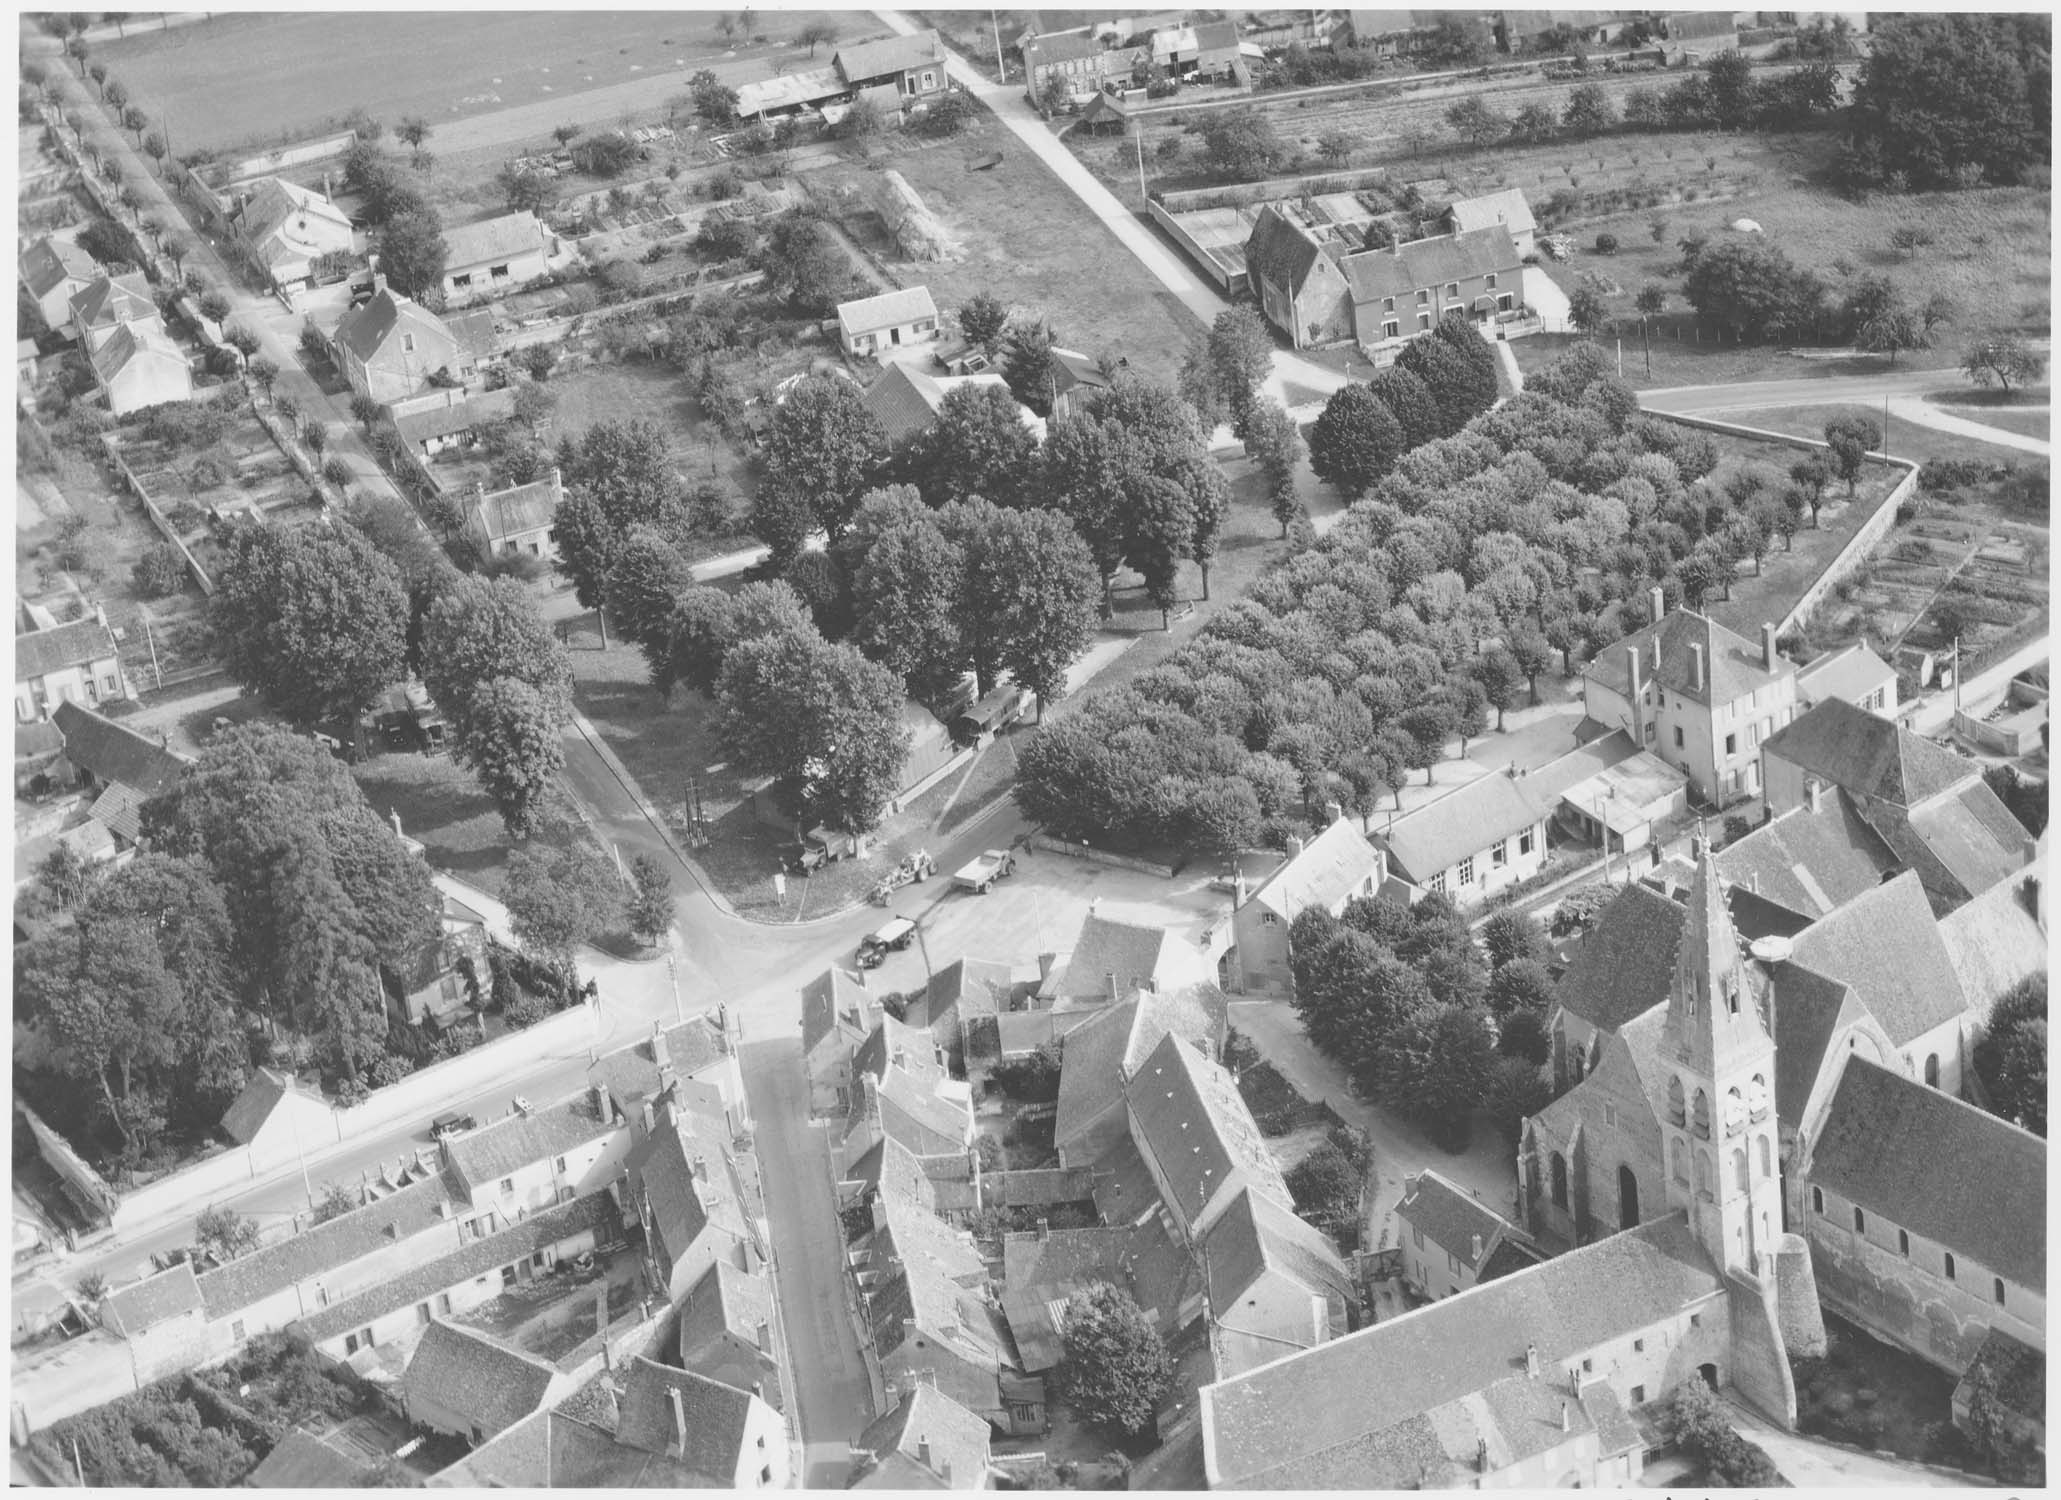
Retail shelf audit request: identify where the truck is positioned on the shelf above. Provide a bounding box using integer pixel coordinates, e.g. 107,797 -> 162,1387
952,848 -> 1016,894
855,916 -> 918,969
783,825 -> 864,875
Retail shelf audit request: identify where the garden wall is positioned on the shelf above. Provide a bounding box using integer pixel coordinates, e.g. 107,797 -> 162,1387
1147,199 -> 1238,293
102,436 -> 217,594
20,1102 -> 121,1222
1029,832 -> 1181,879
221,130 -> 359,186
105,998 -> 598,1234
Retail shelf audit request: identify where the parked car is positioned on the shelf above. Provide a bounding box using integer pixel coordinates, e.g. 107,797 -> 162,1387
431,1111 -> 476,1140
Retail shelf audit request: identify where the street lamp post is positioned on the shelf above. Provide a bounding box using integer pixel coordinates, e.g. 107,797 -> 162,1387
665,950 -> 683,1026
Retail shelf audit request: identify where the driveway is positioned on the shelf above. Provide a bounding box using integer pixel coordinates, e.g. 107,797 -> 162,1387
1724,1401 -> 1981,1489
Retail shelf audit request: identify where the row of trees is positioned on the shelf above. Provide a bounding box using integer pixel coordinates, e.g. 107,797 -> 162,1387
1307,318 -> 1499,497
1015,337 -> 1791,855
1838,13 -> 2051,192
339,131 -> 447,302
1445,55 -> 1841,152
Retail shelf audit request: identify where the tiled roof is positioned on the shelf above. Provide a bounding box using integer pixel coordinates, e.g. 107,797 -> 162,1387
590,1015 -> 730,1106
853,1384 -> 993,1488
836,30 -> 944,83
802,966 -> 871,1056
247,1428 -> 378,1488
676,1260 -> 776,1395
1378,771 -> 1546,883
629,1112 -> 751,1271
69,272 -> 155,330
87,782 -> 147,844
15,616 -> 118,683
1905,781 -> 2030,898
1449,188 -> 1536,240
1795,641 -> 1896,705
1050,346 -> 1113,395
1809,1057 -> 2045,1290
869,1194 -> 1005,1383
104,1261 -> 203,1335
1050,910 -> 1206,1005
1395,1169 -> 1512,1272
837,285 -> 939,341
429,1406 -> 715,1487
240,177 -> 352,245
862,361 -> 948,443
1937,874 -> 2048,1014
1201,1214 -> 1723,1488
1585,607 -> 1786,709
51,699 -> 189,795
88,319 -> 187,383
219,1066 -> 329,1146
198,1163 -> 461,1318
1054,981 -> 1229,1161
1553,883 -> 1684,1032
1199,1186 -> 1353,1313
613,1357 -> 755,1480
394,385 -> 515,444
1768,964 -> 1867,1128
1089,1131 -> 1164,1227
873,1068 -> 975,1157
1000,1225 -> 1132,1371
16,720 -> 64,759
1341,226 -> 1521,307
445,307 -> 498,362
1248,817 -> 1384,920
1244,205 -> 1327,295
334,286 -> 451,366
406,1319 -> 559,1438
1763,697 -> 1976,807
1713,792 -> 1902,924
443,211 -> 548,272
924,957 -> 1016,1025
1022,30 -> 1105,66
444,1100 -> 615,1195
1788,871 -> 1968,1046
21,235 -> 98,298
474,473 -> 561,541
1125,1031 -> 1291,1228
294,1191 -> 621,1345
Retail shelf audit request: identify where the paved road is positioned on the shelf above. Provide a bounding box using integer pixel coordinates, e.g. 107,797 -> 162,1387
871,8 -> 1349,410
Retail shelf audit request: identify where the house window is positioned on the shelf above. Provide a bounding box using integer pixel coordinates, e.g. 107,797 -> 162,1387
759,1465 -> 774,1485
1518,829 -> 1535,856
1634,1338 -> 1645,1353
501,1264 -> 519,1287
1261,911 -> 1279,926
1485,273 -> 1497,290
1631,1385 -> 1646,1405
1383,320 -> 1399,339
1497,293 -> 1513,312
921,70 -> 937,89
1417,313 -> 1431,330
1897,1229 -> 1909,1256
1852,1207 -> 1865,1233
1812,1187 -> 1825,1217
1582,1357 -> 1593,1374
1457,856 -> 1474,885
1673,725 -> 1685,750
490,263 -> 511,280
104,673 -> 118,693
451,272 -> 473,289
1383,296 -> 1395,312
1725,732 -> 1737,757
1413,1227 -> 1425,1249
1994,1278 -> 2007,1307
1491,839 -> 1508,867
1427,871 -> 1445,894
416,1302 -> 432,1326
1448,1251 -> 1461,1275
1446,282 -> 1459,297
436,1293 -> 452,1314
1943,1252 -> 1956,1281
401,333 -> 416,353
555,1156 -> 568,1173
1604,1103 -> 1618,1127
499,1177 -> 514,1194
1690,1313 -> 1702,1329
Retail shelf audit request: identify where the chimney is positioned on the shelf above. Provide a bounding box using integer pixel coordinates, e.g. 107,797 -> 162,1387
1470,1232 -> 1483,1262
1525,1343 -> 1540,1378
1106,971 -> 1118,1002
1626,644 -> 1642,703
1324,800 -> 1344,826
1233,869 -> 1247,906
371,268 -> 388,296
1561,1401 -> 1572,1433
1688,643 -> 1705,693
1287,835 -> 1305,858
1750,871 -> 1760,894
1762,622 -> 1778,672
1805,778 -> 1824,814
1649,585 -> 1666,623
94,603 -> 109,629
391,808 -> 405,839
1650,639 -> 1661,676
667,1383 -> 687,1457
549,465 -> 564,497
917,1439 -> 932,1471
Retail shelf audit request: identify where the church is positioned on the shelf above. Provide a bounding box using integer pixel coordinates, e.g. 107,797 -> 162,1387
1200,842 -> 1820,1488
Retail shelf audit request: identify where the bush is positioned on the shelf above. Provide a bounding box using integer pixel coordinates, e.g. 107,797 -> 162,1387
991,1044 -> 1062,1102
1596,231 -> 1619,254
131,544 -> 187,598
197,290 -> 229,323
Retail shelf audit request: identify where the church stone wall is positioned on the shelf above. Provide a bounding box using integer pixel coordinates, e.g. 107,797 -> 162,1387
1805,1212 -> 2044,1374
1724,1271 -> 1798,1429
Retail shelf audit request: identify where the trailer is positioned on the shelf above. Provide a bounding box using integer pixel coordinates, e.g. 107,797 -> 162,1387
783,825 -> 865,874
856,916 -> 918,969
952,848 -> 1016,894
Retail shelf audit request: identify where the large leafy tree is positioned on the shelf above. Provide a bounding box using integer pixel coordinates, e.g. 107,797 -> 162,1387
716,618 -> 912,833
914,381 -> 1039,508
504,841 -> 621,968
761,375 -> 889,544
1206,306 -> 1274,434
1001,319 -> 1058,415
376,209 -> 448,302
1375,1004 -> 1496,1147
1365,365 -> 1439,451
1394,333 -> 1486,436
978,506 -> 1101,718
553,418 -> 690,608
1974,974 -> 2047,1136
211,519 -> 408,725
844,487 -> 968,702
461,677 -> 567,835
756,212 -> 855,314
419,574 -> 574,743
1125,476 -> 1195,628
1308,383 -> 1405,498
606,525 -> 696,658
1056,1285 -> 1173,1437
1682,240 -> 1825,343
1841,14 -> 2050,190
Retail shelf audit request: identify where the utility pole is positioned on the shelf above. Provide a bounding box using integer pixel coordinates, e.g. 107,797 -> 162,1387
1133,118 -> 1147,201
665,951 -> 683,1025
142,616 -> 162,688
991,8 -> 1005,81
1883,394 -> 1890,459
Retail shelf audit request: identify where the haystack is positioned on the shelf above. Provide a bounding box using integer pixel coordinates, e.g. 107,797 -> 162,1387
875,170 -> 962,262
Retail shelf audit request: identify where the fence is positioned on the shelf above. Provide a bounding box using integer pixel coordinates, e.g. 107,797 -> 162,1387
101,437 -> 216,594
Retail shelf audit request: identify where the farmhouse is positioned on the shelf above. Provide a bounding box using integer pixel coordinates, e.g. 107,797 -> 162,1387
20,234 -> 99,329
1244,206 -> 1353,350
332,278 -> 482,404
834,30 -> 949,101
463,469 -> 566,564
861,362 -> 1043,445
1348,10 -> 1498,59
390,385 -> 517,457
440,211 -> 556,305
233,177 -> 355,287
837,285 -> 940,358
15,607 -> 127,722
1449,186 -> 1539,260
1375,769 -> 1550,907
1341,225 -> 1524,347
1021,29 -> 1114,105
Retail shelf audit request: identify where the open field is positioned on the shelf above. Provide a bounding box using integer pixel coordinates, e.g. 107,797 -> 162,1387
1725,401 -> 2036,468
1928,387 -> 2052,443
84,10 -> 859,156
547,358 -> 763,509
804,117 -> 1201,377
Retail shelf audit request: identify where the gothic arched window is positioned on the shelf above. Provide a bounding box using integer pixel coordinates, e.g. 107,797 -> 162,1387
1666,1076 -> 1686,1127
1550,1152 -> 1569,1209
1692,1089 -> 1711,1139
1670,1138 -> 1688,1186
1731,1147 -> 1748,1193
1757,1135 -> 1772,1179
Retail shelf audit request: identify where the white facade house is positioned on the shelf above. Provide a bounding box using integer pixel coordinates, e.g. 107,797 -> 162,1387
837,285 -> 939,358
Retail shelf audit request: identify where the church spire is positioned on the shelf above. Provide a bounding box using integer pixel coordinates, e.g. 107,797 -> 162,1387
1664,835 -> 1769,1078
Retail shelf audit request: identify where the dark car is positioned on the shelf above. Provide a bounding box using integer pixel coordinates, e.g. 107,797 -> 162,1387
431,1111 -> 476,1140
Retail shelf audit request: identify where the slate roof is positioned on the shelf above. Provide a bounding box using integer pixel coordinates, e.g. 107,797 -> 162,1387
1905,781 -> 2031,897
104,1261 -> 202,1335
69,272 -> 156,331
1021,30 -> 1105,67
1551,882 -> 1685,1032
802,967 -> 872,1056
1395,1169 -> 1512,1273
219,1066 -> 329,1146
443,211 -> 548,271
22,235 -> 99,298
429,1406 -> 714,1487
676,1260 -> 776,1389
836,30 -> 945,83
924,957 -> 1017,1027
837,285 -> 939,342
1000,1226 -> 1132,1371
613,1357 -> 756,1480
444,1100 -> 614,1195
863,360 -> 949,442
1342,225 -> 1521,307
1713,792 -> 1902,924
1787,871 -> 1968,1046
1809,1057 -> 2046,1290
852,1384 -> 993,1488
1090,1132 -> 1166,1227
198,1164 -> 463,1318
1201,1214 -> 1723,1488
474,473 -> 561,542
87,782 -> 146,844
51,699 -> 189,795
1050,910 -> 1208,1005
406,1319 -> 560,1438
246,1428 -> 379,1488
89,319 -> 188,385
1448,188 -> 1537,241
1199,1186 -> 1354,1314
445,307 -> 498,362
1795,641 -> 1897,706
334,286 -> 451,365
1247,818 -> 1384,920
871,1067 -> 975,1159
15,720 -> 64,759
295,1191 -> 621,1345
15,617 -> 118,683
240,177 -> 352,243
1053,981 -> 1228,1158
629,1111 -> 752,1271
1126,1031 -> 1291,1228
1244,206 -> 1330,295
1379,771 -> 1547,884
1937,874 -> 2048,1015
868,1195 -> 1008,1391
1585,607 -> 1786,709
394,385 -> 515,445
590,1016 -> 730,1107
1764,697 -> 1977,807
1768,964 -> 1869,1128
1051,346 -> 1113,397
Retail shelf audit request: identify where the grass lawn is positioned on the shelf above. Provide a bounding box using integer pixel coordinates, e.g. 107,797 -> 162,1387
1514,327 -> 1910,391
548,359 -> 760,506
1723,402 -> 2026,468
350,752 -> 597,898
802,117 -> 1202,377
1699,450 -> 1904,640
1927,386 -> 2052,443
